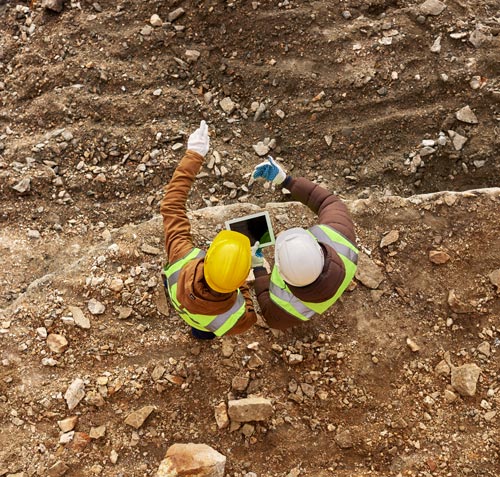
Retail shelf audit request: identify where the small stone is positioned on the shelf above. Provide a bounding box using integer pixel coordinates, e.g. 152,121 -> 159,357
141,244 -> 161,255
447,289 -> 474,314
150,14 -> 163,27
444,389 -> 457,402
232,375 -> 249,392
109,278 -> 124,292
153,89 -> 162,96
12,178 -> 31,194
406,337 -> 420,352
435,359 -> 451,376
214,402 -> 230,429
28,229 -> 41,239
89,425 -> 106,439
419,0 -> 446,16
88,298 -> 105,315
228,397 -> 273,422
42,0 -> 64,13
469,29 -> 488,48
355,253 -> 385,289
477,341 -> 491,358
70,432 -> 91,452
140,25 -> 153,36
68,306 -> 91,329
288,354 -> 303,365
324,135 -> 333,146
451,363 -> 481,397
276,109 -> 285,119
116,306 -> 133,320
429,250 -> 451,264
57,416 -> 78,432
157,443 -> 226,477
448,130 -> 468,151
430,34 -> 442,53
219,97 -> 235,114
221,340 -> 234,357
335,428 -> 353,449
380,230 -> 399,248
47,334 -> 68,353
48,461 -> 69,477
59,431 -> 75,444
168,7 -> 185,22
151,364 -> 165,382
110,450 -> 119,464
64,378 -> 85,410
488,269 -> 500,291
455,105 -> 478,124
124,405 -> 155,429
185,49 -> 201,62
252,142 -> 269,156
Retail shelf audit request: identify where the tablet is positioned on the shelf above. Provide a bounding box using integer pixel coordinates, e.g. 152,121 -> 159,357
225,211 -> 275,248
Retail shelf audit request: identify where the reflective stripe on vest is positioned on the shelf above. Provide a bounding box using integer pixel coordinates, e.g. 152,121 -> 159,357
163,248 -> 246,336
269,225 -> 358,321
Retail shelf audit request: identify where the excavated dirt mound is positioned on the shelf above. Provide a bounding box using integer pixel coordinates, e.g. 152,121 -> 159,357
0,0 -> 499,476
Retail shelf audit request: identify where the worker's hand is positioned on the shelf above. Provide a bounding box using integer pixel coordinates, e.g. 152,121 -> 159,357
187,120 -> 210,157
251,241 -> 264,268
252,156 -> 287,185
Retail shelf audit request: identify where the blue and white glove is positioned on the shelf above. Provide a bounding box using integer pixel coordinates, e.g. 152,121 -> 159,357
187,120 -> 210,157
251,241 -> 264,268
252,156 -> 287,185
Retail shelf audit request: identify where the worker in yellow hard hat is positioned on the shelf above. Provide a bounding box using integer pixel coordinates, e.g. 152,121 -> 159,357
160,121 -> 256,339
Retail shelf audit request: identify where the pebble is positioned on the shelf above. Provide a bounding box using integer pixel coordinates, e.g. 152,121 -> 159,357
380,230 -> 399,248
58,416 -> 78,432
185,50 -> 201,62
47,333 -> 68,353
477,341 -> 491,358
335,428 -> 353,449
276,109 -> 285,119
430,34 -> 442,53
150,14 -> 163,27
232,375 -> 249,392
42,0 -> 64,13
228,397 -> 273,422
110,450 -> 119,464
420,0 -> 446,16
324,135 -> 333,146
288,353 -> 303,365
214,402 -> 230,429
488,269 -> 500,291
89,425 -> 106,439
219,97 -> 236,114
469,29 -> 488,48
252,142 -> 269,156
448,130 -> 468,151
455,105 -> 478,124
68,306 -> 90,329
48,461 -> 69,477
406,337 -> 420,352
124,405 -> 155,429
355,253 -> 385,289
12,178 -> 31,194
153,88 -> 162,96
27,229 -> 41,239
141,244 -> 161,255
88,298 -> 105,315
109,278 -> 124,292
451,363 -> 481,397
140,25 -> 153,36
429,250 -> 451,264
64,378 -> 86,410
157,443 -> 225,477
168,7 -> 185,22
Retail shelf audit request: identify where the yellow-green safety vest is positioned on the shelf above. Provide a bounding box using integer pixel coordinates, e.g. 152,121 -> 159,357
269,225 -> 358,321
163,248 -> 246,336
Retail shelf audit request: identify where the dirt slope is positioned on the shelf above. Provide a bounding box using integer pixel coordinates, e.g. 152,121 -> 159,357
0,0 -> 499,476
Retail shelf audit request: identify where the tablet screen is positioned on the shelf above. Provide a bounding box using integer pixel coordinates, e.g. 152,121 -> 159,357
225,212 -> 275,247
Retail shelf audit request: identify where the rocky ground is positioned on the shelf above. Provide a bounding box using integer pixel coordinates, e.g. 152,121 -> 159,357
0,0 -> 499,476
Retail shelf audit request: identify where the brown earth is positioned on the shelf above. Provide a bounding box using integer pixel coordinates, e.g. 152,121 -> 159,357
0,0 -> 499,476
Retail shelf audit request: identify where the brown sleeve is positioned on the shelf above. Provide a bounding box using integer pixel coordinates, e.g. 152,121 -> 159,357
160,150 -> 204,263
286,177 -> 356,243
253,269 -> 302,330
225,283 -> 257,335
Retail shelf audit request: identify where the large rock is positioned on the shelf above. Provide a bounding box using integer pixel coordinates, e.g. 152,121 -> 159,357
227,397 -> 273,422
451,363 -> 481,397
157,443 -> 226,477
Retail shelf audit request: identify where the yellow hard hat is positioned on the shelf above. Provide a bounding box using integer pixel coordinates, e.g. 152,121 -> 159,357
204,230 -> 251,293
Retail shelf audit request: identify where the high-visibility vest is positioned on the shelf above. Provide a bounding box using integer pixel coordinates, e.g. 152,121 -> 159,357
269,225 -> 358,321
163,248 -> 246,336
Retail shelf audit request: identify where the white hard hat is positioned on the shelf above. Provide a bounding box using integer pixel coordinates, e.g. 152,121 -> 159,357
275,228 -> 324,287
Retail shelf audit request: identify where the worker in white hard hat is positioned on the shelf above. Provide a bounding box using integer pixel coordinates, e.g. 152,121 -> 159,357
250,156 -> 358,330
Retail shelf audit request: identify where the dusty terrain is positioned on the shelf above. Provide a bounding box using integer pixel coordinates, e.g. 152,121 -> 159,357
0,0 -> 499,476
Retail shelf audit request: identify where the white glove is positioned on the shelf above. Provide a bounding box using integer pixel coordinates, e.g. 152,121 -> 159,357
252,156 -> 287,185
187,120 -> 210,157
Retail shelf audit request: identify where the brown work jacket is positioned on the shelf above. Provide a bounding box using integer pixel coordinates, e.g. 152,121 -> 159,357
160,150 -> 256,335
253,177 -> 356,330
